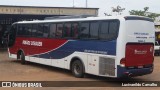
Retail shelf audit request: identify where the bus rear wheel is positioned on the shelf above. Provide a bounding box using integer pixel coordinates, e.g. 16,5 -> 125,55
71,60 -> 84,78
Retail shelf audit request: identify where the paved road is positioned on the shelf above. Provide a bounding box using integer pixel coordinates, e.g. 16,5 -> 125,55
0,50 -> 160,90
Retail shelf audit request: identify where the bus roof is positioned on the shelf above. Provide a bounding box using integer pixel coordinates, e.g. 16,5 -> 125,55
13,15 -> 153,24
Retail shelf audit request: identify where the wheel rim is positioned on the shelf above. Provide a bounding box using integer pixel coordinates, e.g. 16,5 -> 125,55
20,54 -> 22,60
73,63 -> 81,74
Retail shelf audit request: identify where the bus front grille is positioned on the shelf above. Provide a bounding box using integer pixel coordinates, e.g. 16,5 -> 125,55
99,57 -> 115,76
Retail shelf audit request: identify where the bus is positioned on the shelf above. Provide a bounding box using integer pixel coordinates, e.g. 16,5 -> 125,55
8,16 -> 155,78
155,30 -> 160,44
155,22 -> 160,44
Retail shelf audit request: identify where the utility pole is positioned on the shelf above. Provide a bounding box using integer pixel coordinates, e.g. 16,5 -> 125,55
86,0 -> 88,8
73,0 -> 75,7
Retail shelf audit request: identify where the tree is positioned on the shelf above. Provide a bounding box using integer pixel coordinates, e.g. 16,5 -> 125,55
104,13 -> 111,16
129,7 -> 160,20
112,5 -> 125,15
144,7 -> 149,12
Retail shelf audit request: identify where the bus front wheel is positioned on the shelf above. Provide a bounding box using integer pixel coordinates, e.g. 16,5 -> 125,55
20,52 -> 25,64
71,60 -> 84,78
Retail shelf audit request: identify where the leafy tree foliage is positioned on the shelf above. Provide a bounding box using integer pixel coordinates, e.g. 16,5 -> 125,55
129,7 -> 160,20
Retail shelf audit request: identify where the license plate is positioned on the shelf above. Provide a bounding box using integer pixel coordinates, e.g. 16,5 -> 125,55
138,66 -> 143,68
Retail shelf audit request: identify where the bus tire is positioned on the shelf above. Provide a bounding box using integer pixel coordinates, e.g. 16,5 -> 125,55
20,52 -> 25,65
71,60 -> 84,78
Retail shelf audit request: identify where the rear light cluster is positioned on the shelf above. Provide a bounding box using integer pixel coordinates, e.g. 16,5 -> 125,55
150,46 -> 154,52
120,58 -> 153,68
120,58 -> 126,67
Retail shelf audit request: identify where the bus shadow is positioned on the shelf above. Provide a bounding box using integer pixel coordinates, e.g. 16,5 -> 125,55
12,60 -> 72,76
11,60 -> 146,84
85,73 -> 144,81
83,74 -> 148,86
0,48 -> 7,52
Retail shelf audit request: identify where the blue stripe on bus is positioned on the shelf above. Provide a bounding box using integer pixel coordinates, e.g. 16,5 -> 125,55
33,40 -> 117,59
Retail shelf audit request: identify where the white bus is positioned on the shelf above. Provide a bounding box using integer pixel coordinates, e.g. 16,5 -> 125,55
8,16 -> 155,78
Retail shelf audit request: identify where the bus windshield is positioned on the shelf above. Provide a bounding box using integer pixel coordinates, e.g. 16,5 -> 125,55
8,24 -> 16,47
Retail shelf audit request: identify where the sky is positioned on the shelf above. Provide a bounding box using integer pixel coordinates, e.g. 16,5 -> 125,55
0,0 -> 160,16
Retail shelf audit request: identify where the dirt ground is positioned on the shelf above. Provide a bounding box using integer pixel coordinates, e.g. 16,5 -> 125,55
0,49 -> 160,90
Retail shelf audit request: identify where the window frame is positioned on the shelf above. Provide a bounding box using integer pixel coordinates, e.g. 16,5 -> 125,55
49,23 -> 57,38
89,20 -> 100,40
63,22 -> 72,38
55,23 -> 64,38
15,19 -> 120,41
17,24 -> 32,37
71,22 -> 80,39
99,19 -> 120,41
43,23 -> 50,38
79,21 -> 90,39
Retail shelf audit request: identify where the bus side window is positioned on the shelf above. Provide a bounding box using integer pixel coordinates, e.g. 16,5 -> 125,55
72,23 -> 79,39
37,24 -> 43,37
90,21 -> 99,39
43,23 -> 49,38
50,24 -> 56,38
99,21 -> 109,40
64,23 -> 71,38
17,24 -> 23,36
109,21 -> 118,38
23,24 -> 31,37
56,23 -> 63,38
99,20 -> 119,40
80,22 -> 89,39
21,25 -> 26,36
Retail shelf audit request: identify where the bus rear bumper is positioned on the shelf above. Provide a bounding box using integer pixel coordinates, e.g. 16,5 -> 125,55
117,65 -> 153,78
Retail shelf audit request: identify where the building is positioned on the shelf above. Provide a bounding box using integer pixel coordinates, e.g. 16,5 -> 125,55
0,5 -> 98,48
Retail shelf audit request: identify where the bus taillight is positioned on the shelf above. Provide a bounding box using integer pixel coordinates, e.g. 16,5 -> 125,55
120,58 -> 126,67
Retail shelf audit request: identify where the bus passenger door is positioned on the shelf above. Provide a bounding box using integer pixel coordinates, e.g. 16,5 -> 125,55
28,42 -> 40,63
28,24 -> 40,63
